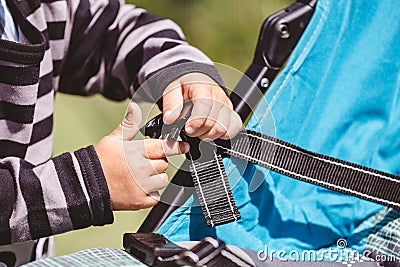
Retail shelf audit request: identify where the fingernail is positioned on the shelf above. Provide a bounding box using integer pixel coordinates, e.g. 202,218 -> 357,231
126,108 -> 133,118
185,126 -> 195,134
164,110 -> 172,123
181,142 -> 190,153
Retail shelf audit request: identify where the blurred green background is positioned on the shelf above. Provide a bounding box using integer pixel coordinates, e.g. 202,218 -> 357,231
54,0 -> 291,255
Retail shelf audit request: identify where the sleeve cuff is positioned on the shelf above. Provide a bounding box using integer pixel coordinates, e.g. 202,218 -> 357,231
74,146 -> 114,226
143,61 -> 227,106
155,62 -> 225,93
0,169 -> 14,244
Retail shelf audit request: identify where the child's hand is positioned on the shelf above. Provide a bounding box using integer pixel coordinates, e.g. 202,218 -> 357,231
162,73 -> 242,140
95,103 -> 189,210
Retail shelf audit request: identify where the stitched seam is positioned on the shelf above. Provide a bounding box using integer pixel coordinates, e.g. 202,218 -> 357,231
74,151 -> 95,224
214,151 -> 237,220
216,144 -> 400,209
244,132 -> 400,184
259,0 -> 330,125
71,154 -> 93,219
190,155 -> 214,227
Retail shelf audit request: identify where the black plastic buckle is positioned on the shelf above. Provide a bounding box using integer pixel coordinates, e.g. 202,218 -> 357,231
123,233 -> 184,266
139,101 -> 216,161
123,233 -> 255,267
140,101 -> 193,142
140,100 -> 231,161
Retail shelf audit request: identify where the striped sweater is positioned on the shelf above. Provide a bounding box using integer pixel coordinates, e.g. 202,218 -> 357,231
0,0 -> 220,245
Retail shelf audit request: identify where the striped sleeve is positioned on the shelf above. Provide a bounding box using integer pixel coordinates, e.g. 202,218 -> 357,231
57,0 -> 223,102
0,146 -> 113,245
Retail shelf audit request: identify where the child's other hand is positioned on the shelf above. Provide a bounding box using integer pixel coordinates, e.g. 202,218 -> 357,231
95,102 -> 189,210
162,73 -> 242,140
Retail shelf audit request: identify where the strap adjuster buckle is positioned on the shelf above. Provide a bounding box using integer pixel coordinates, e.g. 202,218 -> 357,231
124,233 -> 255,267
140,101 -> 193,142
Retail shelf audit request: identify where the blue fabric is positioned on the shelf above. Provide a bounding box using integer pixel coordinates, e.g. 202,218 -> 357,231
0,0 -> 19,41
158,0 -> 400,259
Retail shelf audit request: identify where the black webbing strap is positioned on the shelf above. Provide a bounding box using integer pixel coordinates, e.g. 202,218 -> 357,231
141,109 -> 400,228
180,127 -> 400,228
212,130 -> 400,211
189,149 -> 240,227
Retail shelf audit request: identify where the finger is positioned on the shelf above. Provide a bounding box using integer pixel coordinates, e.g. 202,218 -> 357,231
132,159 -> 168,178
199,105 -> 230,140
185,84 -> 214,136
143,140 -> 190,159
221,110 -> 242,140
112,102 -> 142,141
163,82 -> 184,124
147,173 -> 169,192
196,98 -> 227,139
139,172 -> 169,193
150,159 -> 169,174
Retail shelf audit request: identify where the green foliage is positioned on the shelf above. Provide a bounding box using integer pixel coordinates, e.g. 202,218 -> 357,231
130,0 -> 292,71
54,0 -> 292,255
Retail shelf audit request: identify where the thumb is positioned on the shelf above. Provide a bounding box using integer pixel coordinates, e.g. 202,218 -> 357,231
162,81 -> 183,124
112,102 -> 142,141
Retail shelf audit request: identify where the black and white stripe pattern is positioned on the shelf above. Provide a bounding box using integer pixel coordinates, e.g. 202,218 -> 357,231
189,151 -> 240,227
0,0 -> 221,249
